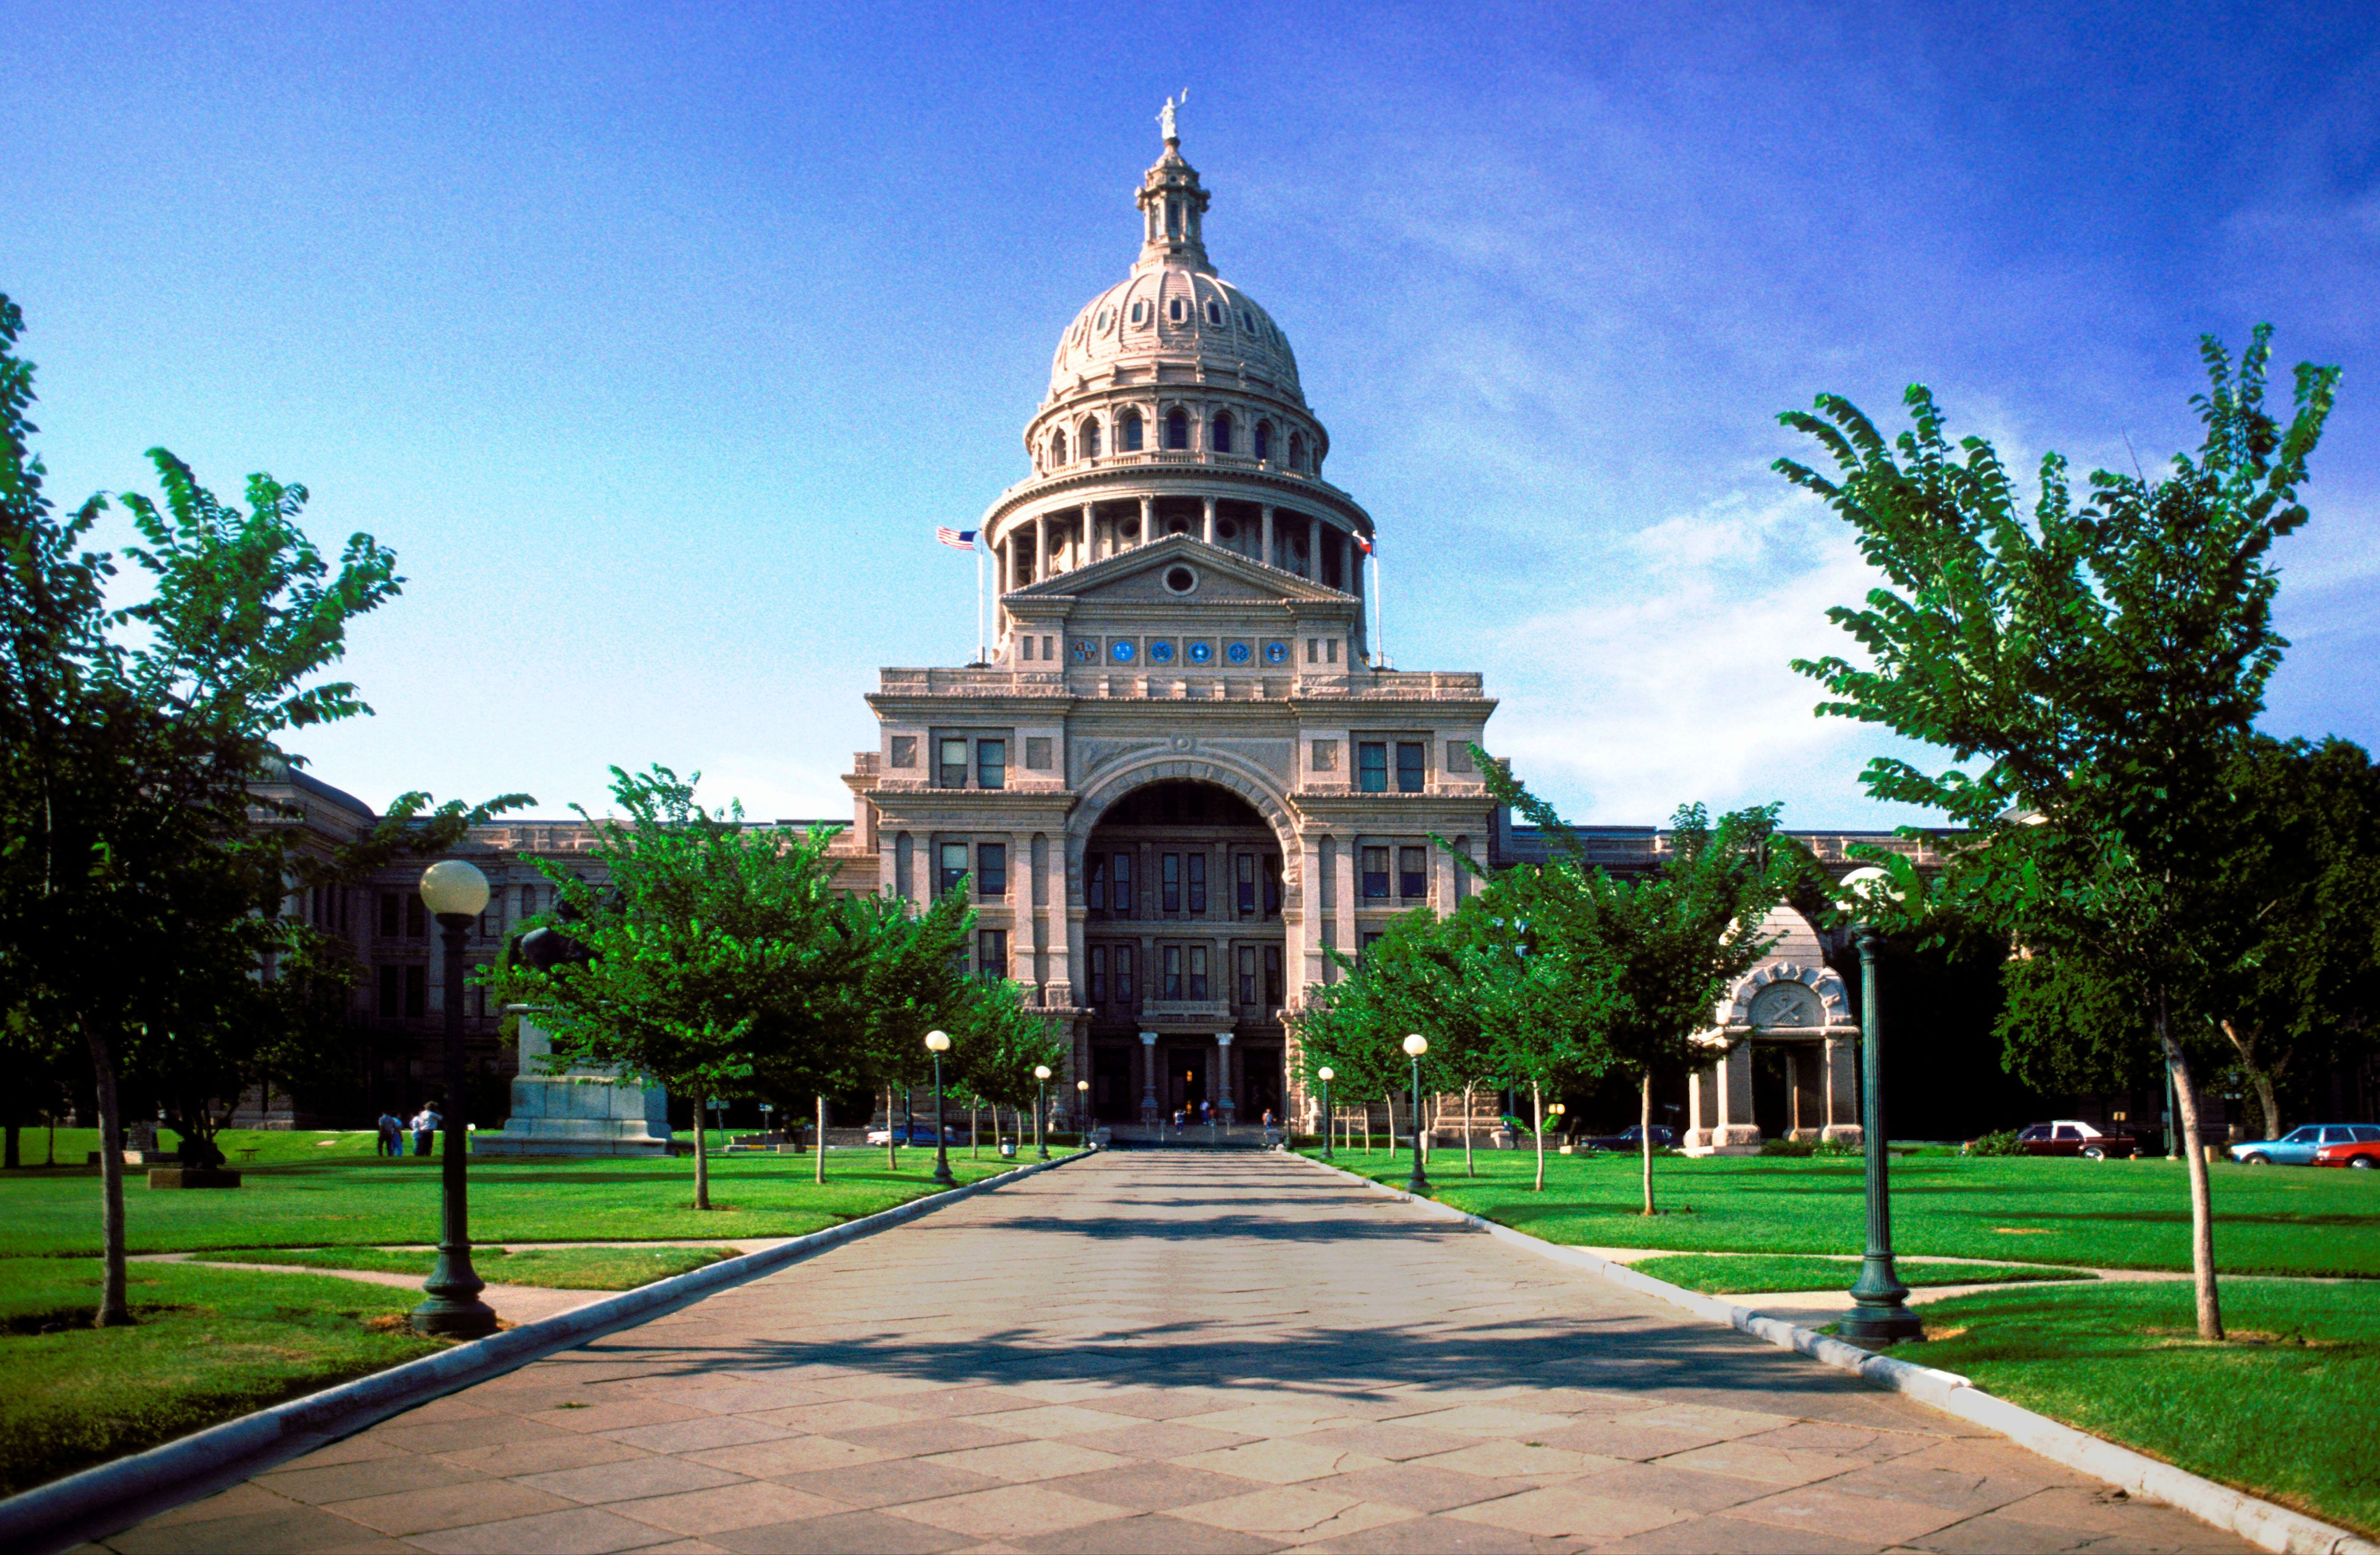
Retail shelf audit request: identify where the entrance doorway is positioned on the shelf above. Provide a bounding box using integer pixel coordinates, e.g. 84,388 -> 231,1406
1240,1047 -> 1284,1122
1165,1047 -> 1208,1117
1091,1045 -> 1136,1121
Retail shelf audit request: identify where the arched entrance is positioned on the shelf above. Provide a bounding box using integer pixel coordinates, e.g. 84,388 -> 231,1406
1078,778 -> 1289,1126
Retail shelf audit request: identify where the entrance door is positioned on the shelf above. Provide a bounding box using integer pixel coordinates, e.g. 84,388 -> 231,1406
1166,1047 -> 1209,1118
1091,1046 -> 1136,1121
1240,1047 -> 1284,1123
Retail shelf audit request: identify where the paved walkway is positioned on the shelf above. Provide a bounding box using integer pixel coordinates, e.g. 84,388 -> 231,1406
94,1152 -> 2247,1554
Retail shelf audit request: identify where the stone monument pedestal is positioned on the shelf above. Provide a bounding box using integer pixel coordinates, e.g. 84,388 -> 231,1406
475,1008 -> 672,1157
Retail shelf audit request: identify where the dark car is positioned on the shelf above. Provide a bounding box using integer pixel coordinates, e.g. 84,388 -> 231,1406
1578,1125 -> 1677,1152
2013,1120 -> 2141,1160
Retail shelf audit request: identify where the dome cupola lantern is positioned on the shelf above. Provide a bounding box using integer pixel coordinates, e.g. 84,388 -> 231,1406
1137,94 -> 1213,275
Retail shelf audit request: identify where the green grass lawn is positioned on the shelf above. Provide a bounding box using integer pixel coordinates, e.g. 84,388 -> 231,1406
1310,1147 -> 2380,1276
0,1146 -> 1026,1257
0,1256 -> 444,1497
206,1244 -> 730,1289
1914,1278 -> 2380,1539
1629,1253 -> 2096,1295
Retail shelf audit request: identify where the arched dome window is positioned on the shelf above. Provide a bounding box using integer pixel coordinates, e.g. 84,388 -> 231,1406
1212,413 -> 1234,454
1165,409 -> 1190,451
1254,421 -> 1272,461
1130,300 -> 1148,327
1051,429 -> 1068,465
1082,419 -> 1102,459
1122,411 -> 1144,452
1169,298 -> 1185,323
1288,432 -> 1305,470
1206,301 -> 1224,326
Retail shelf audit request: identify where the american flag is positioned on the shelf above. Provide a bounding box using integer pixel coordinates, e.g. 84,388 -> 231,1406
936,527 -> 978,551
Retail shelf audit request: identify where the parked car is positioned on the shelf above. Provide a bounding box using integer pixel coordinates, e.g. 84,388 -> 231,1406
2230,1124 -> 2380,1166
2013,1121 -> 2141,1159
1578,1125 -> 1677,1152
2234,1123 -> 2380,1166
864,1124 -> 956,1146
2315,1129 -> 2380,1169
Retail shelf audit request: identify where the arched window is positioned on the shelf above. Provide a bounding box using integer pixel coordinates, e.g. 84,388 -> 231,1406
1254,421 -> 1272,460
1206,300 -> 1224,326
1082,419 -> 1102,459
1212,413 -> 1234,454
1169,298 -> 1185,323
1130,300 -> 1148,326
1165,409 -> 1189,450
1051,429 -> 1068,465
1122,411 -> 1144,451
1289,432 -> 1305,470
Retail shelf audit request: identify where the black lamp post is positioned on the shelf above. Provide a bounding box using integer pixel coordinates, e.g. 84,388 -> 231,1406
1034,1065 -> 1052,1158
1318,1067 -> 1335,1160
1838,869 -> 1923,1346
926,1030 -> 955,1186
1076,1079 -> 1089,1147
412,860 -> 498,1338
1402,1035 -> 1430,1194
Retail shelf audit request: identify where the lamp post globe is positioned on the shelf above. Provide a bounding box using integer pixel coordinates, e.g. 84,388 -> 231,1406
1075,1078 -> 1089,1148
925,1031 -> 955,1186
1034,1065 -> 1053,1158
1835,867 -> 1923,1346
1402,1036 -> 1430,1194
411,858 -> 496,1338
1317,1067 -> 1335,1160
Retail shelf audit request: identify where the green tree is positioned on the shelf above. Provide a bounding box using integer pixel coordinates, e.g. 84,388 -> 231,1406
1777,327 -> 2341,1337
954,981 -> 1068,1150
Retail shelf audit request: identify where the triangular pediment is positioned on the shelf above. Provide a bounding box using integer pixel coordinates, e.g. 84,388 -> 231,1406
1008,533 -> 1351,607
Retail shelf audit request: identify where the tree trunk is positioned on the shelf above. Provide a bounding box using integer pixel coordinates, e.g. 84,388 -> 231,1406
2218,1019 -> 2280,1137
2162,997 -> 2222,1340
1531,1081 -> 1545,1192
87,1027 -> 132,1326
1462,1082 -> 1476,1177
1639,1071 -> 1657,1217
692,1104 -> 711,1210
884,1083 -> 898,1168
814,1094 -> 826,1184
971,1102 -> 979,1157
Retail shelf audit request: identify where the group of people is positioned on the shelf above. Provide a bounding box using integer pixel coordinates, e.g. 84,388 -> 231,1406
375,1106 -> 442,1157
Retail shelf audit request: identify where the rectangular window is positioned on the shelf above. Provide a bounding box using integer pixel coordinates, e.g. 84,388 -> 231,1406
378,964 -> 400,1017
890,735 -> 917,768
1020,637 -> 1032,661
1306,638 -> 1319,664
1328,638 -> 1339,664
407,895 -> 428,938
1357,742 -> 1388,792
1090,947 -> 1108,1004
1161,853 -> 1181,914
1447,740 -> 1474,773
378,892 -> 398,938
1264,856 -> 1282,917
1361,931 -> 1382,956
1310,738 -> 1338,772
1188,945 -> 1208,1000
1362,846 -> 1391,899
404,964 -> 427,1018
938,841 -> 969,894
1163,945 -> 1183,999
1264,946 -> 1282,1007
1396,741 -> 1425,792
1400,846 -> 1428,899
977,842 -> 1007,898
976,739 -> 1006,789
1111,851 -> 1133,917
1187,852 -> 1207,914
1087,856 -> 1107,914
1025,736 -> 1052,769
978,929 -> 1007,980
939,737 -> 968,787
1115,946 -> 1135,1003
1236,854 -> 1257,915
1239,947 -> 1257,1005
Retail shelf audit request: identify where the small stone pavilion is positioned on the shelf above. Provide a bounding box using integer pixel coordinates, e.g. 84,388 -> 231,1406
1683,905 -> 1863,1153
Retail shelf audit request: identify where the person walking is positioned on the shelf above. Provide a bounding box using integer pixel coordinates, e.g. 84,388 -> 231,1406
412,1104 -> 441,1157
376,1109 -> 403,1157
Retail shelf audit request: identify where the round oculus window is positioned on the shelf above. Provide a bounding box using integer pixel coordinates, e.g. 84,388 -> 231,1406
1149,640 -> 1175,664
1163,566 -> 1197,594
1110,639 -> 1137,663
1187,640 -> 1213,664
1226,641 -> 1251,664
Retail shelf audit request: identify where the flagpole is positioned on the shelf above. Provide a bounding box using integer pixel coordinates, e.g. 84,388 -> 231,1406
976,540 -> 986,665
1372,548 -> 1386,669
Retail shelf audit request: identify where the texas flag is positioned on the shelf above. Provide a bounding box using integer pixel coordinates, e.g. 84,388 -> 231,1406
1354,532 -> 1374,556
935,527 -> 979,551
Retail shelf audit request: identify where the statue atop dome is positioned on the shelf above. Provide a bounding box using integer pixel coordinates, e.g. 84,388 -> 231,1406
1159,91 -> 1184,147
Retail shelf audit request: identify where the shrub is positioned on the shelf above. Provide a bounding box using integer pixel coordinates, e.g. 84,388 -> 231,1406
1967,1128 -> 2023,1156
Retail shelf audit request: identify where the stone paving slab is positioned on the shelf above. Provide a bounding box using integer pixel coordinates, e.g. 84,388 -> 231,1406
90,1151 -> 2252,1553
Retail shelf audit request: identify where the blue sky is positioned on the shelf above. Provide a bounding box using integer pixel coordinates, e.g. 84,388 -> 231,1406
6,2 -> 2376,826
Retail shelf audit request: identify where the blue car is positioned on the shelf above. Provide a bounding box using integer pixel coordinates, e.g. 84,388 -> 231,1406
2230,1124 -> 2380,1166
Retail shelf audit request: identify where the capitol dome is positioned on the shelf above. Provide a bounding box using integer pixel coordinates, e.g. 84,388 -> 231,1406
1049,259 -> 1303,406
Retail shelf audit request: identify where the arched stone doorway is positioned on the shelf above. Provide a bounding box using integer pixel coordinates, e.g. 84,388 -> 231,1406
1077,778 -> 1289,1126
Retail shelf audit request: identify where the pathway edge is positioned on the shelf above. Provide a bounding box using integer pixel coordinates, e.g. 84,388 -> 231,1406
0,1149 -> 1090,1555
1293,1151 -> 2374,1555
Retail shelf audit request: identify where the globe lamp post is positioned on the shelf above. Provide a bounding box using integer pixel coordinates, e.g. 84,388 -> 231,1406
412,859 -> 498,1338
1076,1078 -> 1089,1147
1402,1035 -> 1430,1194
1548,1102 -> 1566,1151
1034,1065 -> 1053,1158
1317,1067 -> 1336,1160
925,1031 -> 955,1186
1836,866 -> 1924,1346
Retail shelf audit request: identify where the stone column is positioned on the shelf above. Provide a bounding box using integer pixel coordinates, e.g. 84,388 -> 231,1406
1080,503 -> 1094,570
1034,513 -> 1049,582
877,833 -> 900,902
1138,494 -> 1154,548
1686,1057 -> 1717,1151
1215,1033 -> 1236,1122
1013,829 -> 1034,991
1307,515 -> 1322,578
1139,1032 -> 1160,1123
1716,1039 -> 1759,1151
1334,837 -> 1358,974
1202,497 -> 1217,544
1044,837 -> 1071,1007
1823,1033 -> 1863,1144
1260,505 -> 1275,567
1306,836 -> 1333,987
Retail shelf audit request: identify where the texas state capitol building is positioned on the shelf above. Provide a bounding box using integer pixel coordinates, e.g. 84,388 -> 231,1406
821,121 -> 1497,1130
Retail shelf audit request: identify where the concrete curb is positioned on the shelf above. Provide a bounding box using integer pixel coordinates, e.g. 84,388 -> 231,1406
1296,1152 -> 2375,1555
0,1150 -> 1090,1555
